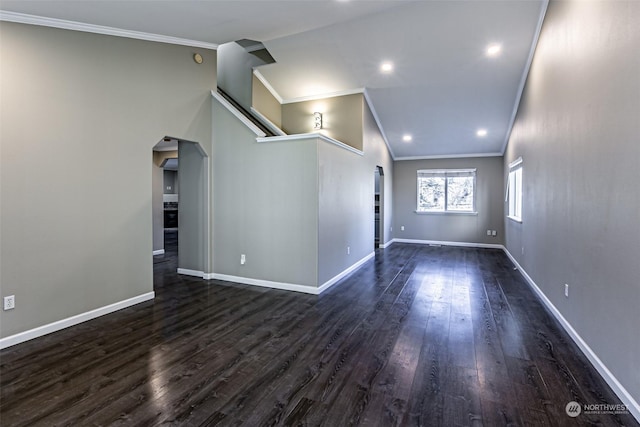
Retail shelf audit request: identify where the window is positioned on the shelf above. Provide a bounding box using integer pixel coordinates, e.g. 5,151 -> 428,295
417,169 -> 476,213
507,157 -> 523,222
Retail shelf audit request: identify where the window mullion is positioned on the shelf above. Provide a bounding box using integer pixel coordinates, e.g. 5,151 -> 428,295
443,175 -> 448,212
416,169 -> 475,213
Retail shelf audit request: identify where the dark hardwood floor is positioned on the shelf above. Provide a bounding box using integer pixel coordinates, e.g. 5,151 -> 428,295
1,232 -> 636,426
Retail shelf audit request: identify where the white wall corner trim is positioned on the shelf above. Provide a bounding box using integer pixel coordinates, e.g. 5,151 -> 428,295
153,249 -> 165,256
211,274 -> 319,295
211,90 -> 267,137
0,11 -> 218,50
392,238 -> 504,250
502,249 -> 640,422
317,251 -> 375,294
0,292 -> 155,350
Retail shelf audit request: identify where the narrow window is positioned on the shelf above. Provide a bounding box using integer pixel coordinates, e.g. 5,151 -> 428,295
417,169 -> 476,213
507,158 -> 523,222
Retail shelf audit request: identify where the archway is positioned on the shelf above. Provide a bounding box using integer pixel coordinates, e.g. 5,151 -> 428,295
152,137 -> 210,281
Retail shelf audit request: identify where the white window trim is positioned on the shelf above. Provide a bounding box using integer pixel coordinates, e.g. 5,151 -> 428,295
415,210 -> 479,216
507,215 -> 523,223
509,157 -> 523,169
416,168 -> 477,214
506,157 -> 523,223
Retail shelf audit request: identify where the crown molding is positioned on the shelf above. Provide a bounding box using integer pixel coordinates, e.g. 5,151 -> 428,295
501,0 -> 548,155
281,87 -> 366,105
395,152 -> 503,161
253,70 -> 284,104
248,74 -> 395,160
363,88 -> 396,160
0,11 -> 218,50
251,71 -> 366,106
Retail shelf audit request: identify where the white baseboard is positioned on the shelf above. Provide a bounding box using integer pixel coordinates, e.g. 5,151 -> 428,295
211,273 -> 318,294
378,240 -> 394,249
177,268 -> 204,277
153,249 -> 165,256
176,268 -> 216,280
210,252 -> 375,296
392,238 -> 504,249
502,249 -> 640,422
0,292 -> 155,350
317,251 -> 375,294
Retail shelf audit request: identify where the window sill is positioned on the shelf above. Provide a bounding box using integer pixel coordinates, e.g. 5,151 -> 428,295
415,210 -> 478,216
507,215 -> 522,223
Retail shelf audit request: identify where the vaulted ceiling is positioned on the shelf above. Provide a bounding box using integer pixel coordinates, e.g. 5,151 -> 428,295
0,0 -> 547,159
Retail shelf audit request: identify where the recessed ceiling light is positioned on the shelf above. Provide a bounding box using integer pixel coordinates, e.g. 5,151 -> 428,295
476,129 -> 488,137
402,134 -> 412,142
380,61 -> 394,73
486,44 -> 502,57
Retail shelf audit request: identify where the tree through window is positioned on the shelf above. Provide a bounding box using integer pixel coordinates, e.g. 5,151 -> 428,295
417,169 -> 476,213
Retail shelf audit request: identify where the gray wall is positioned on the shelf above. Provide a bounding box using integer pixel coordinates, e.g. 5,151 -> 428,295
178,141 -> 209,273
0,22 -> 215,339
252,74 -> 282,128
393,157 -> 504,245
317,96 -> 394,285
212,98 -> 319,287
317,142 -> 371,284
217,42 -> 270,112
212,93 -> 394,289
163,170 -> 178,194
363,100 -> 393,246
504,0 -> 640,404
282,94 -> 364,151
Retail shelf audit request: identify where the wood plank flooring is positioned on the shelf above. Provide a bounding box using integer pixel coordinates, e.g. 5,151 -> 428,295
1,233 -> 637,426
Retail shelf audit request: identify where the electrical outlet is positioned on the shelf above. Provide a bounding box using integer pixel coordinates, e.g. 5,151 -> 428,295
401,226 -> 405,231
492,230 -> 497,237
4,295 -> 15,311
564,284 -> 569,298
347,246 -> 350,255
240,254 -> 246,265
487,230 -> 491,236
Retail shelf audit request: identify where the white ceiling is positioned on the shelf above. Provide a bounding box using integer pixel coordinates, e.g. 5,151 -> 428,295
0,0 -> 547,159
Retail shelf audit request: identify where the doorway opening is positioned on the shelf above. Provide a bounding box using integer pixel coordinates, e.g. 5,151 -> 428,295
152,137 -> 210,283
162,157 -> 179,256
153,138 -> 179,276
374,166 -> 384,249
